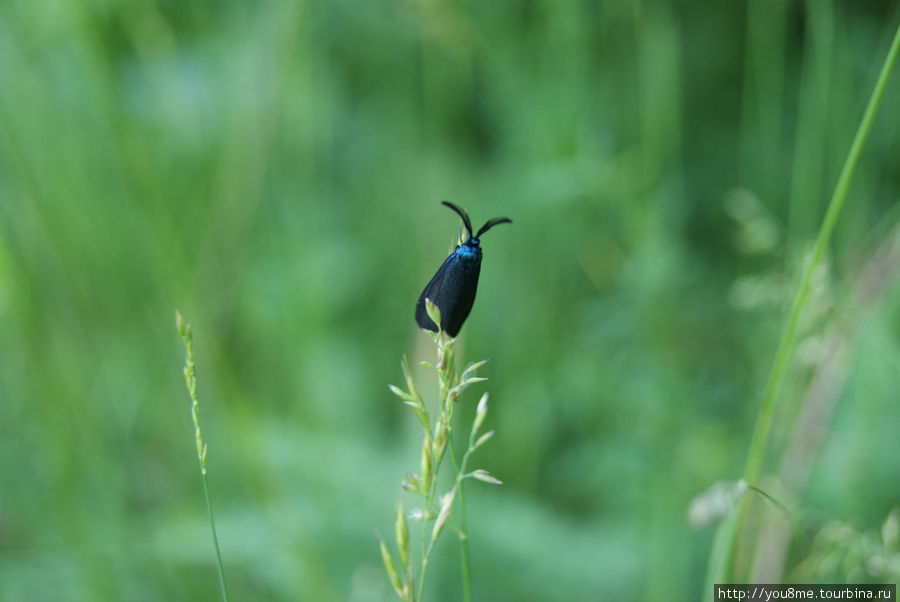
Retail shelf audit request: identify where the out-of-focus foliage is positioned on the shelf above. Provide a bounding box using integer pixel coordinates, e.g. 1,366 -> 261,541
0,1 -> 898,600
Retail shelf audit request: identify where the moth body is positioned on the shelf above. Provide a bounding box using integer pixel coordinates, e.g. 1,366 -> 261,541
414,203 -> 511,337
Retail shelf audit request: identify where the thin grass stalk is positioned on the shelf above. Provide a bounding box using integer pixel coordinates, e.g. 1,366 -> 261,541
387,301 -> 497,601
743,23 -> 900,487
176,310 -> 231,602
446,431 -> 473,602
457,467 -> 473,602
705,22 -> 900,592
437,330 -> 472,600
416,332 -> 453,602
202,471 -> 229,602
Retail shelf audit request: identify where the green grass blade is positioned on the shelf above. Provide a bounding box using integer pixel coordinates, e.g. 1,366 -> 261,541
176,310 -> 231,602
705,20 -> 900,593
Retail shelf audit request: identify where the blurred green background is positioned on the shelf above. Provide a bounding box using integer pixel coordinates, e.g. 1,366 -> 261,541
1,1 -> 899,600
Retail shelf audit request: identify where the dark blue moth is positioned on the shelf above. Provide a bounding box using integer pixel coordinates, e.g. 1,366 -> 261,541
415,202 -> 512,337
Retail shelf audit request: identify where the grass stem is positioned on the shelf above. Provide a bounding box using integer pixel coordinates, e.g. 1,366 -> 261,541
448,433 -> 473,602
176,310 -> 231,602
457,478 -> 473,602
390,305 -> 496,601
202,471 -> 230,602
742,22 -> 900,487
706,21 -> 900,591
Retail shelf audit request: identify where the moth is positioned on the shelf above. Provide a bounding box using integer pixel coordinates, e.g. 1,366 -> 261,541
415,202 -> 512,337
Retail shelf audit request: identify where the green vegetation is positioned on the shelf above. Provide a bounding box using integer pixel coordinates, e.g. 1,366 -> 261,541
383,300 -> 500,601
1,2 -> 899,600
177,310 -> 230,602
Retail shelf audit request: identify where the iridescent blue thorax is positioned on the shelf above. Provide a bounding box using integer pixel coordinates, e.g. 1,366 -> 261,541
454,238 -> 482,261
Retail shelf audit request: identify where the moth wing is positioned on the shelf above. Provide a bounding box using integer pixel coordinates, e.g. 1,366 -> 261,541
415,252 -> 481,336
415,254 -> 457,332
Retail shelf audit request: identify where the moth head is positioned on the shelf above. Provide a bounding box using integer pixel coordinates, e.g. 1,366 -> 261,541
441,201 -> 512,247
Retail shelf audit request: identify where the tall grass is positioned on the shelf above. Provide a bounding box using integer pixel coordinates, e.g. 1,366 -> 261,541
706,20 -> 900,590
176,311 -> 230,602
381,301 -> 500,601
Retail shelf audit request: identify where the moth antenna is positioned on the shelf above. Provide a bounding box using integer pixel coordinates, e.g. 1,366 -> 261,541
441,201 -> 473,238
476,217 -> 513,238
